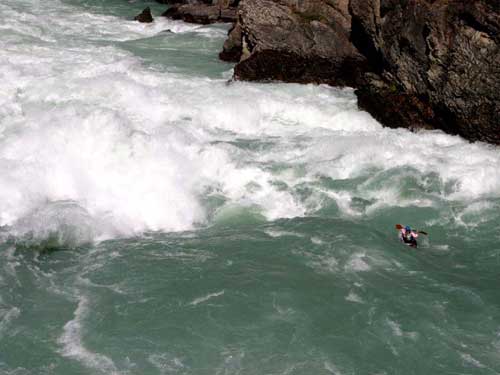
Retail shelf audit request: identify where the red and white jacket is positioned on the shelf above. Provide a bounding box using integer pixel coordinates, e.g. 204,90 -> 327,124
400,228 -> 419,240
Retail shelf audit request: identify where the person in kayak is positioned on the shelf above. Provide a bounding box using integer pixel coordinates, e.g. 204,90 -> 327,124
400,225 -> 419,247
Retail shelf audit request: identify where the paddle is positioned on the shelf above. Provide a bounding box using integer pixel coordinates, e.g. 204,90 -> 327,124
395,224 -> 428,235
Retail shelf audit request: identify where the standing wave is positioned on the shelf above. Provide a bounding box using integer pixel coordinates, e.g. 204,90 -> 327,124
0,0 -> 499,247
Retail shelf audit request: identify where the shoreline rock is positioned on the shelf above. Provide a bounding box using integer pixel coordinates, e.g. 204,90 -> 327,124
220,0 -> 500,145
350,0 -> 500,144
162,0 -> 238,24
226,0 -> 366,87
134,7 -> 154,23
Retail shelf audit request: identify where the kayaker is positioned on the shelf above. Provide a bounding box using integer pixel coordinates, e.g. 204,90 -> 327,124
400,225 -> 418,247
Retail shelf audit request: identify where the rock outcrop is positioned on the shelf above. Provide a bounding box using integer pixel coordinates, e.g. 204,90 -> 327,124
221,0 -> 366,87
134,7 -> 154,23
221,0 -> 500,144
162,0 -> 238,24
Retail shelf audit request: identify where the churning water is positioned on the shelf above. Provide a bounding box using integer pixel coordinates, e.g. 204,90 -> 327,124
1,0 -> 499,374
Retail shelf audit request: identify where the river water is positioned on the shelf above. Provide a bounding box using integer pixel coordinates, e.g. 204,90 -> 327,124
1,0 -> 500,374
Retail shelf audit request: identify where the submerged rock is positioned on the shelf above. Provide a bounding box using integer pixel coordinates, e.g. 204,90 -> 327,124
221,0 -> 500,144
134,7 -> 154,23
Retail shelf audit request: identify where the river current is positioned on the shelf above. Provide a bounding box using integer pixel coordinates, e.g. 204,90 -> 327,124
1,1 -> 500,374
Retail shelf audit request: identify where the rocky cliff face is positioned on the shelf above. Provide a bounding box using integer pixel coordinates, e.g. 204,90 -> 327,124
220,0 -> 500,144
221,0 -> 365,86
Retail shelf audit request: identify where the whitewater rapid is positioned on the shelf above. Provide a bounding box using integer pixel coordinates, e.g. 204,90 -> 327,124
2,1 -> 500,375
1,0 -> 499,246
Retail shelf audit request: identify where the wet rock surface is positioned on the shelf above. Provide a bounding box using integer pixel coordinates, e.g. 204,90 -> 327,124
225,0 -> 365,87
221,0 -> 500,144
350,0 -> 500,144
161,0 -> 238,24
134,7 -> 154,23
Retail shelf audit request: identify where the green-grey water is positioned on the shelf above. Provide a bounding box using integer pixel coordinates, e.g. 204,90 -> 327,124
1,0 -> 499,374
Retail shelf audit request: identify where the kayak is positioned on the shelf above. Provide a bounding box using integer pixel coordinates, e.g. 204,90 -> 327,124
403,240 -> 417,248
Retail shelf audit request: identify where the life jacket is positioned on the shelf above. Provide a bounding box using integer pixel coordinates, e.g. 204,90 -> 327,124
401,229 -> 417,244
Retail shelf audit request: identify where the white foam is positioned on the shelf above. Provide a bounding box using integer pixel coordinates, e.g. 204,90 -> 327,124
189,290 -> 224,306
0,0 -> 210,45
324,361 -> 343,375
305,254 -> 339,274
148,353 -> 186,374
386,319 -> 418,340
58,297 -> 119,374
1,0 -> 499,242
265,230 -> 304,238
460,353 -> 486,369
387,319 -> 403,337
11,201 -> 96,247
345,291 -> 363,304
311,237 -> 324,245
0,307 -> 21,339
433,245 -> 449,252
345,253 -> 371,272
1,247 -> 22,287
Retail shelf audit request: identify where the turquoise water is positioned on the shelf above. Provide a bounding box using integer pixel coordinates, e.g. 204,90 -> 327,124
1,1 -> 500,374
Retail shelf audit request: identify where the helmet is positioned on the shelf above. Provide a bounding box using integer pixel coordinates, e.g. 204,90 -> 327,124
405,226 -> 411,231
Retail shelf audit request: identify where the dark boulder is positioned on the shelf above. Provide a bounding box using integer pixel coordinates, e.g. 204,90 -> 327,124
163,4 -> 220,24
155,0 -> 182,4
162,0 -> 238,24
222,0 -> 365,86
134,7 -> 154,23
156,0 -> 213,4
219,23 -> 243,62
